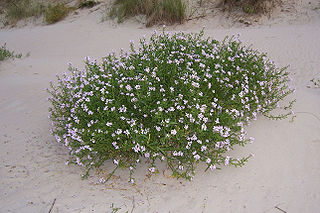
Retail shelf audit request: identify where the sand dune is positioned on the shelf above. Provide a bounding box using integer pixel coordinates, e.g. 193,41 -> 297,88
1,1 -> 320,212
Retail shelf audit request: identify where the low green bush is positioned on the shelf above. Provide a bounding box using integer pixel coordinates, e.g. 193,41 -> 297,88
0,44 -> 22,61
78,0 -> 99,9
45,2 -> 69,24
223,0 -> 273,14
48,30 -> 294,183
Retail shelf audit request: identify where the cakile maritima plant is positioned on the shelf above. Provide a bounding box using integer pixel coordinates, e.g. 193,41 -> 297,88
48,30 -> 295,183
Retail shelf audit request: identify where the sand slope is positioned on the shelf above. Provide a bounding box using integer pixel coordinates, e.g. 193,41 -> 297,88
1,2 -> 320,212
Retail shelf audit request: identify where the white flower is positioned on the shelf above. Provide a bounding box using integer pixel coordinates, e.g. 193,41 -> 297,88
184,124 -> 189,130
206,158 -> 211,164
112,142 -> 119,149
201,123 -> 207,131
194,154 -> 200,161
149,167 -> 155,173
133,144 -> 140,153
224,156 -> 230,166
171,129 -> 177,135
249,137 -> 255,143
124,130 -> 130,136
155,126 -> 161,131
125,85 -> 132,91
115,129 -> 122,135
192,81 -> 200,88
210,165 -> 216,171
168,107 -> 175,112
198,113 -> 204,120
113,159 -> 119,165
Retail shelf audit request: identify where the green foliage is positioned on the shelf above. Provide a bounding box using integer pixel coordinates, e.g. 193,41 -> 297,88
2,0 -> 45,25
224,0 -> 272,14
1,1 -> 72,26
0,44 -> 22,61
78,0 -> 99,9
242,3 -> 254,14
311,78 -> 320,88
109,0 -> 186,27
48,30 -> 294,183
45,2 -> 70,24
109,203 -> 122,213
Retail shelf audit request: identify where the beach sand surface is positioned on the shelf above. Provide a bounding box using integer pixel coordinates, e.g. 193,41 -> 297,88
1,0 -> 320,212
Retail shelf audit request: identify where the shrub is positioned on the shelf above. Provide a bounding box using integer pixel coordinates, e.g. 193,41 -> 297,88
223,0 -> 274,14
48,30 -> 294,183
2,0 -> 45,25
78,0 -> 99,9
109,0 -> 186,27
0,44 -> 22,61
45,2 -> 69,24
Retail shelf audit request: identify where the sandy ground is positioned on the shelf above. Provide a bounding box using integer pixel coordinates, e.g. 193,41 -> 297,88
1,0 -> 320,212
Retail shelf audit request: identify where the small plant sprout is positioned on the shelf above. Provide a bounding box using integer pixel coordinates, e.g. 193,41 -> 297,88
0,44 -> 22,61
48,30 -> 295,182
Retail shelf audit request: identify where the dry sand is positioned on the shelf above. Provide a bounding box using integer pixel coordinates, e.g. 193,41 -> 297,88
1,0 -> 320,212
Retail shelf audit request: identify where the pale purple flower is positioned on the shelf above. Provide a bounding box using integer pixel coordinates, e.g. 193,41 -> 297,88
171,129 -> 177,135
210,165 -> 216,171
113,159 -> 119,165
224,156 -> 230,166
194,154 -> 200,161
149,167 -> 155,173
206,158 -> 211,164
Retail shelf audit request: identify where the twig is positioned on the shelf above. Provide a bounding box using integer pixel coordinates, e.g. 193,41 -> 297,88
10,1 -> 19,9
186,15 -> 207,21
48,198 -> 57,213
275,206 -> 287,213
130,196 -> 135,213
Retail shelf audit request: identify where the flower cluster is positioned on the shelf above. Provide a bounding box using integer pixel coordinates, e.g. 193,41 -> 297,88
48,30 -> 294,182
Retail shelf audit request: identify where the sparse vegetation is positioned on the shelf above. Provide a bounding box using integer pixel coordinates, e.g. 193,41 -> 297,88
311,78 -> 320,88
109,0 -> 186,27
2,0 -> 45,25
0,44 -> 22,61
78,0 -> 100,9
45,2 -> 70,24
0,0 -> 72,26
222,0 -> 276,14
